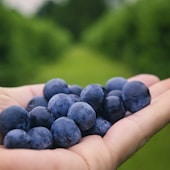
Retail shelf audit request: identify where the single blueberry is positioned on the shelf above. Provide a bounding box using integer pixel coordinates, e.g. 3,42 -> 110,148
43,78 -> 69,101
28,127 -> 53,149
26,96 -> 48,112
103,96 -> 126,124
86,117 -> 111,137
48,93 -> 74,119
80,84 -> 104,113
105,77 -> 127,92
3,129 -> 31,149
0,105 -> 30,135
51,117 -> 81,148
107,90 -> 122,98
29,106 -> 55,129
69,94 -> 80,103
69,85 -> 82,96
67,102 -> 96,131
122,81 -> 151,113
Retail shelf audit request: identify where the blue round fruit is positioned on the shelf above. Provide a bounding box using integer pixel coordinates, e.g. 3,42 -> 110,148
80,84 -> 104,113
67,102 -> 96,131
51,117 -> 81,148
0,105 -> 30,135
3,129 -> 31,149
29,106 -> 55,129
48,93 -> 74,119
103,96 -> 126,124
105,77 -> 127,92
122,81 -> 151,113
43,78 -> 69,100
26,96 -> 48,112
28,127 -> 53,149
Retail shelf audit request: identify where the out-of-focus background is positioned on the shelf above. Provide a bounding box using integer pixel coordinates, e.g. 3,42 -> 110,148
0,0 -> 169,169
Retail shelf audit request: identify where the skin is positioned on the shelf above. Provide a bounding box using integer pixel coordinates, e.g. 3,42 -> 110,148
0,74 -> 169,170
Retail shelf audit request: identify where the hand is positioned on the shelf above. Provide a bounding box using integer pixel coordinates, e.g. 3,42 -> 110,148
0,74 -> 169,170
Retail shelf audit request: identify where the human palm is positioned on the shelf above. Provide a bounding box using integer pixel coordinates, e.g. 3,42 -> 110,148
0,74 -> 169,170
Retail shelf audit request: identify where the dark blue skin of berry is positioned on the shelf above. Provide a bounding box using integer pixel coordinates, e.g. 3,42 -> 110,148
105,77 -> 127,92
67,102 -> 96,131
43,78 -> 69,101
3,129 -> 31,149
51,117 -> 81,148
103,96 -> 126,124
69,94 -> 81,103
122,81 -> 151,113
107,90 -> 122,98
69,85 -> 82,96
28,127 -> 53,150
29,106 -> 55,129
86,116 -> 111,137
0,105 -> 30,135
48,93 -> 74,119
26,96 -> 48,112
80,84 -> 104,113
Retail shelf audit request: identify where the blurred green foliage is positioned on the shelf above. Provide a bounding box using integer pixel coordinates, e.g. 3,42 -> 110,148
0,4 -> 72,86
82,0 -> 170,79
32,45 -> 133,86
37,0 -> 107,40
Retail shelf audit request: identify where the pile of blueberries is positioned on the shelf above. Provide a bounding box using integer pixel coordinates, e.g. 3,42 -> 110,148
0,77 -> 151,149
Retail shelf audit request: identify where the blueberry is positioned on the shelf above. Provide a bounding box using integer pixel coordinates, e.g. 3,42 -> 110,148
67,102 -> 96,131
0,105 -> 30,135
48,93 -> 74,119
28,127 -> 53,149
103,96 -> 126,124
86,117 -> 111,137
122,81 -> 151,113
3,129 -> 31,149
26,96 -> 48,112
69,85 -> 82,96
105,77 -> 127,92
51,117 -> 81,148
43,78 -> 69,101
69,94 -> 80,103
29,106 -> 55,129
107,90 -> 122,98
80,84 -> 104,113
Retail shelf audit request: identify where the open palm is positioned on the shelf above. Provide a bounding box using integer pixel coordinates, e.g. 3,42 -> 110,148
0,74 -> 169,170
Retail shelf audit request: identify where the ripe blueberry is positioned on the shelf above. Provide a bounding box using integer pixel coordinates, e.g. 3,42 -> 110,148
122,81 -> 151,113
0,105 -> 30,135
43,78 -> 69,100
80,84 -> 104,113
51,117 -> 81,148
48,93 -> 74,119
26,96 -> 48,112
67,102 -> 96,131
103,96 -> 126,124
105,77 -> 127,92
29,106 -> 55,129
28,127 -> 53,149
3,129 -> 31,149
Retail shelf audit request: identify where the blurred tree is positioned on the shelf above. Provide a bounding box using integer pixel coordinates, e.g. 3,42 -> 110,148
36,0 -> 108,40
0,3 -> 72,86
82,0 -> 170,79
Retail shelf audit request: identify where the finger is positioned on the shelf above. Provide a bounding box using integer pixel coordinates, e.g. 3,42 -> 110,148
128,74 -> 160,86
149,78 -> 170,99
104,78 -> 170,167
